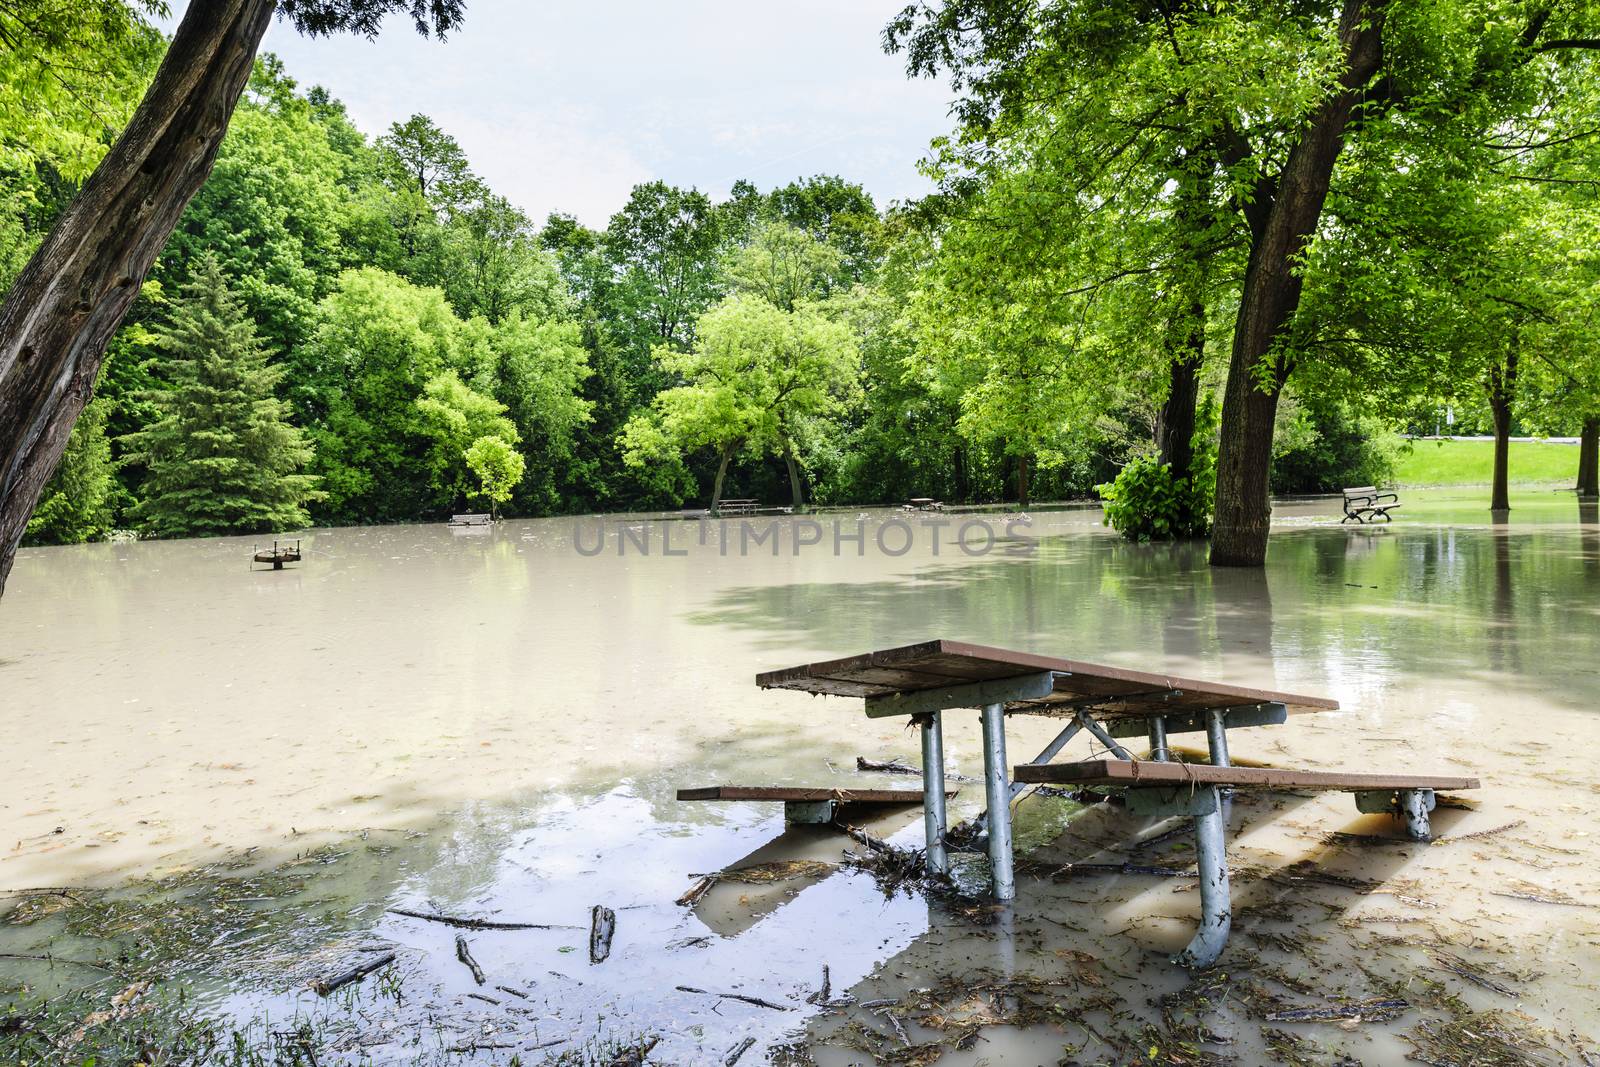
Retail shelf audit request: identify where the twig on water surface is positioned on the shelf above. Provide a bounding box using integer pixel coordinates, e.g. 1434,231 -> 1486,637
856,756 -> 918,775
0,952 -> 113,972
676,876 -> 716,906
805,964 -> 831,1005
724,1036 -> 756,1065
310,951 -> 395,996
455,935 -> 486,985
676,985 -> 792,1011
388,906 -> 578,930
1264,997 -> 1408,1023
1443,820 -> 1526,842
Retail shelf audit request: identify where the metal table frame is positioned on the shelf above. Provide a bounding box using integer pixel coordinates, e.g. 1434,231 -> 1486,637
865,669 -> 1288,913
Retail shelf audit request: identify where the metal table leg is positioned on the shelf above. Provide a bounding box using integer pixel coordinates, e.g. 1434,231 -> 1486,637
980,702 -> 1015,900
1204,707 -> 1230,767
918,711 -> 948,873
1174,785 -> 1230,967
1147,715 -> 1170,761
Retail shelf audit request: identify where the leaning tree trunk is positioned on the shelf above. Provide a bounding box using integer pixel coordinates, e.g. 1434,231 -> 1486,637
1576,415 -> 1598,498
1209,0 -> 1386,567
1488,350 -> 1517,512
0,0 -> 275,596
782,438 -> 805,511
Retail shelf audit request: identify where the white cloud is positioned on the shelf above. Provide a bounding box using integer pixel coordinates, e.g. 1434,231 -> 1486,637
165,0 -> 954,225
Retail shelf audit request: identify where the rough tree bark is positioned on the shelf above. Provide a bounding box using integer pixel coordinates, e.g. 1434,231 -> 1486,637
1016,453 -> 1030,508
0,0 -> 276,595
1488,349 -> 1518,512
1577,415 -> 1598,498
1209,0 -> 1387,567
1157,303 -> 1204,484
710,443 -> 734,510
782,438 -> 805,511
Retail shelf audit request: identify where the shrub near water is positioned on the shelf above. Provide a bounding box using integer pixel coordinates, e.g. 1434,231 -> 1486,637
1097,455 -> 1213,542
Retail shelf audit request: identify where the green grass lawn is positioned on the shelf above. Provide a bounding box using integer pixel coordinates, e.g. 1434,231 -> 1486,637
1393,438 -> 1579,486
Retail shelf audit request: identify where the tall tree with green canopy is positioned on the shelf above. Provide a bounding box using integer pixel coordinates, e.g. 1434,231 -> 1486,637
0,0 -> 466,595
620,293 -> 860,510
888,0 -> 1600,564
119,256 -> 318,537
293,266 -> 474,522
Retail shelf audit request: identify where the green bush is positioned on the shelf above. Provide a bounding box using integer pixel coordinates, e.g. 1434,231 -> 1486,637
1097,454 -> 1214,542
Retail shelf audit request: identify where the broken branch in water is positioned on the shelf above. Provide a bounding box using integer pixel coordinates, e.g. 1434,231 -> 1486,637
1265,997 -> 1408,1023
388,907 -> 578,930
604,1034 -> 660,1066
1444,820 -> 1526,842
723,1036 -> 756,1065
310,951 -> 396,996
675,985 -> 792,1011
676,877 -> 716,906
0,952 -> 113,972
589,905 -> 616,964
857,756 -> 918,775
455,935 -> 486,985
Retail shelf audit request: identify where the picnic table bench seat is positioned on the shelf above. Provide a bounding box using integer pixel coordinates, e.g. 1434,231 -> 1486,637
1017,759 -> 1479,967
678,784 -> 959,825
1341,486 -> 1401,523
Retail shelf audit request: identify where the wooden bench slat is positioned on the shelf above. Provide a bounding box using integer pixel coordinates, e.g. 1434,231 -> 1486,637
677,785 -> 956,804
1013,759 -> 1478,792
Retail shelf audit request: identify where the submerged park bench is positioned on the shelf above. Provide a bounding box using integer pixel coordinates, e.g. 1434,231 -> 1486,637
753,639 -> 1479,968
1341,486 -> 1401,523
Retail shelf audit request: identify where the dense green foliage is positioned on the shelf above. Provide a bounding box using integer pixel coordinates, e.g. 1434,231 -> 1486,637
14,2 -> 1600,547
118,257 -> 320,537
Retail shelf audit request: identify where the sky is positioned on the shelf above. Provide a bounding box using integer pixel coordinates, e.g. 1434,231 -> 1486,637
163,2 -> 956,227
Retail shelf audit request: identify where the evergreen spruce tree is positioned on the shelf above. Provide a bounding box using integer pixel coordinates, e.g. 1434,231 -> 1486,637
121,255 -> 319,538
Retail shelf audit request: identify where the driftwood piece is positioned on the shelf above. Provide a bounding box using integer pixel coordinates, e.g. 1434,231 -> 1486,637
589,905 -> 616,964
676,876 -> 717,907
833,822 -> 895,855
311,951 -> 395,996
675,985 -> 791,1011
455,935 -> 486,985
724,1036 -> 756,1065
388,907 -> 577,930
856,756 -> 918,775
805,964 -> 832,1005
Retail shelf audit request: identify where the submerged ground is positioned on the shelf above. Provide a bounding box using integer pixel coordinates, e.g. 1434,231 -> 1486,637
2,489 -> 1598,1064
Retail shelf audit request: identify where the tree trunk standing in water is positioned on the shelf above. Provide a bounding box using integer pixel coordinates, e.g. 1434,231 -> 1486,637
1016,453 -> 1030,508
782,439 -> 805,511
1577,416 -> 1598,498
0,0 -> 275,595
1488,349 -> 1518,512
1157,306 -> 1204,483
710,443 -> 734,511
1209,0 -> 1387,567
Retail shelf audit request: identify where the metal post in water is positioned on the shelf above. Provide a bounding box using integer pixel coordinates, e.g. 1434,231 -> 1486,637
1147,715 -> 1170,761
1400,788 -> 1433,841
918,712 -> 948,873
1205,707 -> 1231,767
1175,786 -> 1230,968
980,702 -> 1015,900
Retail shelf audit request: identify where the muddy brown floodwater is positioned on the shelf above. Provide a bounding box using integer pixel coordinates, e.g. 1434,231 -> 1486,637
2,489 -> 1599,1064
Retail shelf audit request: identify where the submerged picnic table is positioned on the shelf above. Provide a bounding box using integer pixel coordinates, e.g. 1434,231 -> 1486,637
757,639 -> 1476,967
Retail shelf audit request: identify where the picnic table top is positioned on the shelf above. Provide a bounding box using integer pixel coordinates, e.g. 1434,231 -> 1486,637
756,638 -> 1339,719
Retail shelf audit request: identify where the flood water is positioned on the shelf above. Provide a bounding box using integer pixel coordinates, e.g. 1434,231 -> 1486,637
3,488 -> 1598,1064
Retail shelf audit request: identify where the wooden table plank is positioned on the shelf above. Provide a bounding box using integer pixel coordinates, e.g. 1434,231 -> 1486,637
1013,759 -> 1478,792
757,639 -> 1338,718
677,786 -> 957,804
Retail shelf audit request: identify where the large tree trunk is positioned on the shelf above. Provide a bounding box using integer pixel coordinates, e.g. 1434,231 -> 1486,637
1016,452 -> 1030,508
1577,415 -> 1598,498
710,443 -> 733,511
782,438 -> 805,511
0,0 -> 275,595
1209,0 -> 1386,567
1488,350 -> 1517,512
1157,305 -> 1204,483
